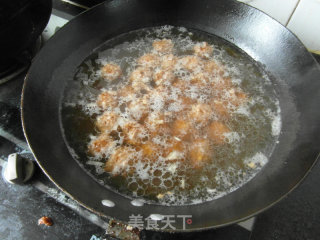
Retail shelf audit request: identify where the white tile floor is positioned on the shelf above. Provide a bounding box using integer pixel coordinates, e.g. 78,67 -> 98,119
287,0 -> 320,52
238,0 -> 320,52
238,0 -> 299,25
42,9 -> 70,41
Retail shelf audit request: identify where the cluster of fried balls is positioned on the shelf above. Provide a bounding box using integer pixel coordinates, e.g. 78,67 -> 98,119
88,39 -> 247,176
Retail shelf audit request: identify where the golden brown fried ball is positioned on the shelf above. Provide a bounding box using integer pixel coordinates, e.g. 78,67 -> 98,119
194,42 -> 213,59
96,111 -> 119,132
117,85 -> 137,102
208,121 -> 231,144
188,138 -> 211,168
140,141 -> 161,161
212,100 -> 230,119
171,119 -> 196,141
144,112 -> 166,131
152,39 -> 174,54
203,60 -> 223,75
172,78 -> 193,95
137,53 -> 159,67
211,76 -> 233,96
180,96 -> 195,106
163,138 -> 186,162
160,54 -> 177,70
179,55 -> 203,72
153,68 -> 175,86
127,97 -> 150,121
190,72 -> 210,86
122,121 -> 147,146
88,134 -> 116,156
173,96 -> 195,113
129,67 -> 153,91
229,89 -> 247,107
132,81 -> 151,92
96,91 -> 118,109
105,146 -> 136,175
188,103 -> 213,126
171,119 -> 190,136
129,67 -> 153,83
101,63 -> 122,81
217,87 -> 247,109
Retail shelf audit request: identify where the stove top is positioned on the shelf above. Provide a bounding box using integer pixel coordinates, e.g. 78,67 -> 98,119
0,1 -> 319,239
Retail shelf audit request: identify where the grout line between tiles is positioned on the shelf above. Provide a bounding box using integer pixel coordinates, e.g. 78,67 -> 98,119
285,0 -> 302,26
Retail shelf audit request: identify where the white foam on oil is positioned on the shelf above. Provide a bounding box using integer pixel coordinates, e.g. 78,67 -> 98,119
244,152 -> 268,168
135,161 -> 150,180
272,102 -> 281,136
224,132 -> 240,144
272,115 -> 281,136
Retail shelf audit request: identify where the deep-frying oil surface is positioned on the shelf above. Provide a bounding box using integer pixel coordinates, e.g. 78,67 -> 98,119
62,26 -> 281,205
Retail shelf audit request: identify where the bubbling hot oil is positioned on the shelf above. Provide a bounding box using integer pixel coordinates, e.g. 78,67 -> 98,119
62,26 -> 281,205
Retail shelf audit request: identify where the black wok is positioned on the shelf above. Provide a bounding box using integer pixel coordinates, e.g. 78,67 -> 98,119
21,0 -> 320,231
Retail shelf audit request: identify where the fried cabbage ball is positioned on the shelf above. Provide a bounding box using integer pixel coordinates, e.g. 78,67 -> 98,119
227,88 -> 247,107
179,55 -> 203,72
188,103 -> 213,126
127,96 -> 150,121
138,53 -> 159,67
152,39 -> 173,54
160,54 -> 177,70
172,78 -> 188,92
101,63 -> 122,80
194,42 -> 213,59
129,67 -> 153,84
88,134 -> 115,156
211,76 -> 233,96
96,91 -> 118,109
212,100 -> 230,119
171,119 -> 196,141
208,121 -> 231,144
129,67 -> 153,92
163,138 -> 185,162
190,72 -> 210,86
153,68 -> 175,86
122,121 -> 147,145
171,119 -> 191,137
144,112 -> 166,131
105,146 -> 136,175
203,60 -> 221,75
140,141 -> 161,160
117,85 -> 136,102
188,138 -> 211,167
96,111 -> 119,132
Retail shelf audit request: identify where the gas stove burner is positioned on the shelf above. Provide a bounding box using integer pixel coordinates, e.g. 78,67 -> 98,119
0,36 -> 42,85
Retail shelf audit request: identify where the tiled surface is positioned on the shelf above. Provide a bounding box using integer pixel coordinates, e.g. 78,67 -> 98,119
237,0 -> 299,25
42,12 -> 69,41
238,0 -> 320,51
238,217 -> 256,231
287,0 -> 320,51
